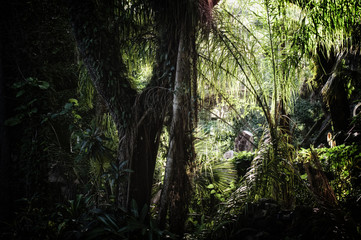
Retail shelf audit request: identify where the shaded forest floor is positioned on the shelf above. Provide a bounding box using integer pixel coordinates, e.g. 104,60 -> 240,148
203,199 -> 361,240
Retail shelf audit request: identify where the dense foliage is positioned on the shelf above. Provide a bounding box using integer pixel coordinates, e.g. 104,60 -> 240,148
1,0 -> 361,239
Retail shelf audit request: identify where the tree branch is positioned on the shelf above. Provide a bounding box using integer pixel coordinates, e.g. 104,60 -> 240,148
67,0 -> 137,129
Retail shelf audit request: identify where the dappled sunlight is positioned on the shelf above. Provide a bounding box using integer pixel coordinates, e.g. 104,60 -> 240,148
1,0 -> 361,239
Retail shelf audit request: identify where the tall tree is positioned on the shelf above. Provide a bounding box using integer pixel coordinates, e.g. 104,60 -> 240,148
157,0 -> 220,234
158,11 -> 196,235
67,0 -> 194,211
68,1 -> 220,236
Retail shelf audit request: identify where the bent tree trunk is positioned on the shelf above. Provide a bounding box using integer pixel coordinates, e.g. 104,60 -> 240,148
68,0 -> 176,210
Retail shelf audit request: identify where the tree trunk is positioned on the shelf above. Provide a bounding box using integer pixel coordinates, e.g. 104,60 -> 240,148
325,75 -> 350,143
68,0 -> 178,210
158,24 -> 196,235
120,108 -> 167,209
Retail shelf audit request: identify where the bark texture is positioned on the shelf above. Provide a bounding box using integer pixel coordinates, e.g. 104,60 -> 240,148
157,0 -> 220,235
158,25 -> 197,236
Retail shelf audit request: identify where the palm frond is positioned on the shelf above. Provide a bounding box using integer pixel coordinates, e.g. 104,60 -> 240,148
193,128 -> 237,199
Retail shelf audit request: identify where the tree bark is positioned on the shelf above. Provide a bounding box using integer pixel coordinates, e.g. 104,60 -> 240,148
324,75 -> 351,142
158,23 -> 197,235
158,31 -> 186,229
308,46 -> 351,144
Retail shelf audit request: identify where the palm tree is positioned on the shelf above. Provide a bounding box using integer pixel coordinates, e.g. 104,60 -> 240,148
285,0 -> 361,143
197,0 -> 303,206
197,0 -> 360,207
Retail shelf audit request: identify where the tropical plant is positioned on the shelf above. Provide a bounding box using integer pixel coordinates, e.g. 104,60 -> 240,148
197,0 -> 361,209
298,144 -> 361,202
191,127 -> 237,214
54,194 -> 93,239
67,0 -> 169,212
296,147 -> 338,207
1,194 -> 56,240
85,200 -> 175,240
231,151 -> 255,179
3,0 -> 361,238
199,0 -> 305,208
289,0 -> 361,142
74,124 -> 117,206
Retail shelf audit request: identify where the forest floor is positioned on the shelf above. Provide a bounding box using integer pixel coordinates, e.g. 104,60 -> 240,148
211,198 -> 361,240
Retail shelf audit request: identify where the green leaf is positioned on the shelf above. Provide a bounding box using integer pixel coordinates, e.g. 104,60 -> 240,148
139,204 -> 148,223
41,117 -> 48,124
64,102 -> 73,110
207,184 -> 214,189
16,90 -> 25,98
57,222 -> 66,232
4,115 -> 23,126
69,98 -> 79,106
131,199 -> 139,218
12,81 -> 25,89
29,108 -> 38,115
38,81 -> 50,90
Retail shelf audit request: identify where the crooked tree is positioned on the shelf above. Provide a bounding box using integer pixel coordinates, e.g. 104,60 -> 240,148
68,0 -> 176,209
67,1 -> 219,222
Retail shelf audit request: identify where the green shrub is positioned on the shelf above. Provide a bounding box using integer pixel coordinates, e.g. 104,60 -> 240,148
298,144 -> 361,201
231,151 -> 255,178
